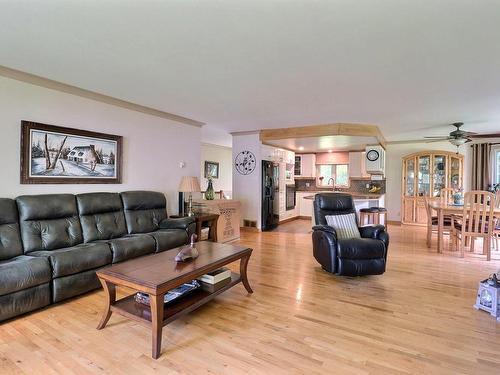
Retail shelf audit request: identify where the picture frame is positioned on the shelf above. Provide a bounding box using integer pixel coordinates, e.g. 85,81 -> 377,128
204,161 -> 219,179
20,120 -> 123,184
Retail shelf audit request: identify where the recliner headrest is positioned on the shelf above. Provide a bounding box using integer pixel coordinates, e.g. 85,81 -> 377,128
315,193 -> 354,211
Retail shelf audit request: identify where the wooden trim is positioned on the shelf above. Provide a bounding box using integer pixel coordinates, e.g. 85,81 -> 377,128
20,120 -> 123,184
298,215 -> 312,220
278,216 -> 299,224
240,227 -> 261,232
261,141 -> 295,153
259,123 -> 387,148
0,65 -> 204,127
387,220 -> 401,226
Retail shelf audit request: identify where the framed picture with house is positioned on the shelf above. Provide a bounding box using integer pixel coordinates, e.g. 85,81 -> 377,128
204,161 -> 219,179
20,120 -> 122,184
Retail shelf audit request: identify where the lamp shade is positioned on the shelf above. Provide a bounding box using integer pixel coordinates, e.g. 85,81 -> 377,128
178,176 -> 201,192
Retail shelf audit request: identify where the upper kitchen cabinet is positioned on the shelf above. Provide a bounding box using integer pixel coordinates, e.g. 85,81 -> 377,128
348,151 -> 368,178
295,154 -> 316,177
401,150 -> 463,225
261,145 -> 295,164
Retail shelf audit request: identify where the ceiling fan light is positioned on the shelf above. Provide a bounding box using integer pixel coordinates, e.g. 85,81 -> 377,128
449,138 -> 467,146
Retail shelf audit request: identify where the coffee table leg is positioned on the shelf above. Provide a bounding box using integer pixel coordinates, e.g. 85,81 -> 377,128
240,254 -> 253,294
97,278 -> 116,330
150,293 -> 164,359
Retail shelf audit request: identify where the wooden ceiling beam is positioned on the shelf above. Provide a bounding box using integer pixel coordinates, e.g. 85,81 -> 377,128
259,123 -> 386,148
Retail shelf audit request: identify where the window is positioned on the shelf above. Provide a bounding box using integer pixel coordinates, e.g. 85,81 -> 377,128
493,146 -> 500,185
316,164 -> 349,187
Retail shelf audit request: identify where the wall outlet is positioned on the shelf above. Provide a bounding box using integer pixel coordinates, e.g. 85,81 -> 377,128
306,182 -> 310,187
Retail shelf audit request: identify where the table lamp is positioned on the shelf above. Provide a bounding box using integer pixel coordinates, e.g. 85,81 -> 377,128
178,176 -> 201,217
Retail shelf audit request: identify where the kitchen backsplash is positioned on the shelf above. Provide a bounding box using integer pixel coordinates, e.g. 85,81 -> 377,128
295,177 -> 386,194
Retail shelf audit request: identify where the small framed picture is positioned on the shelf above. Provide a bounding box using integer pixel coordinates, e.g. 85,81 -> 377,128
204,161 -> 219,179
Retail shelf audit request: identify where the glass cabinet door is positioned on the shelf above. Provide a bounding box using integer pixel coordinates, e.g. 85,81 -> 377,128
418,155 -> 431,197
449,156 -> 461,190
433,155 -> 446,197
405,158 -> 416,196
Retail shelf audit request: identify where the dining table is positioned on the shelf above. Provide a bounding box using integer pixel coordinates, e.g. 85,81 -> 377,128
427,200 -> 500,253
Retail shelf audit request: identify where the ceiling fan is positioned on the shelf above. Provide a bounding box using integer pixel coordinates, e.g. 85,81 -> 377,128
424,122 -> 477,146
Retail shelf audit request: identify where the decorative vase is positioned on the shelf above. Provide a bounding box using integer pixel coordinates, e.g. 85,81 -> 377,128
205,178 -> 215,200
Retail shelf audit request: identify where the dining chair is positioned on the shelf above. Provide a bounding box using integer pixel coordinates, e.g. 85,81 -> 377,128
440,188 -> 454,205
451,191 -> 495,260
492,191 -> 500,250
424,196 -> 453,248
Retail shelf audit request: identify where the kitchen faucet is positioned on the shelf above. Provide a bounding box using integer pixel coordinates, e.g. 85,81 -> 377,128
328,177 -> 336,191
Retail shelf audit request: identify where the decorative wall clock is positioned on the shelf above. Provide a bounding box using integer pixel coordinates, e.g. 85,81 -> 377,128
366,149 -> 380,162
234,150 -> 256,175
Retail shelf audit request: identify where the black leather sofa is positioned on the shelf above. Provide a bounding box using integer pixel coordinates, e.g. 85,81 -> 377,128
312,193 -> 389,276
0,191 -> 195,322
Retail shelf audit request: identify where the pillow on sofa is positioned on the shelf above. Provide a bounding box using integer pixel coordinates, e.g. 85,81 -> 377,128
325,213 -> 361,239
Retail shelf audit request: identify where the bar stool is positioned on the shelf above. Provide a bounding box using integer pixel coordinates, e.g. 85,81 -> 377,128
359,207 -> 387,226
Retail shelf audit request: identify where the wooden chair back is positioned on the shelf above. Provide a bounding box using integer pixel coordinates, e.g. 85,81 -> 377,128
440,188 -> 454,205
423,196 -> 435,225
461,191 -> 495,236
495,190 -> 500,209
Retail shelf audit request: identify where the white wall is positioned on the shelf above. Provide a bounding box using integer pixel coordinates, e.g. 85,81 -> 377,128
0,76 -> 201,214
200,143 -> 232,196
232,133 -> 262,228
385,141 -> 467,222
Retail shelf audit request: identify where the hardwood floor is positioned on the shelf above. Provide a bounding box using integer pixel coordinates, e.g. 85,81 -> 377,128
2,222 -> 500,374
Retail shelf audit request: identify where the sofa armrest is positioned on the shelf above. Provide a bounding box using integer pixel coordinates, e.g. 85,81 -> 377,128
359,225 -> 386,239
359,225 -> 389,259
159,217 -> 195,230
312,225 -> 338,273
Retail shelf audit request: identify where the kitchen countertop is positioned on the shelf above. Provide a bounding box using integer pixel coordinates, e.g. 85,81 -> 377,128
302,192 -> 384,200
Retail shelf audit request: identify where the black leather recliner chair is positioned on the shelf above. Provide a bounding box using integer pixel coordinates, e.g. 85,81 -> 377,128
312,193 -> 389,276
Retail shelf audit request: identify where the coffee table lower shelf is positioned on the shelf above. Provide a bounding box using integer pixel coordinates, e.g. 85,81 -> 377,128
111,272 -> 241,326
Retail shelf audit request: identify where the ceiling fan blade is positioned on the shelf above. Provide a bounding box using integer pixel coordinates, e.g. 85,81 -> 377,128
470,133 -> 500,139
424,136 -> 450,139
426,139 -> 449,143
461,131 -> 478,136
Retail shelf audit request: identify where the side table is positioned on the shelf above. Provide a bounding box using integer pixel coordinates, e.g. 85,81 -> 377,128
170,213 -> 219,242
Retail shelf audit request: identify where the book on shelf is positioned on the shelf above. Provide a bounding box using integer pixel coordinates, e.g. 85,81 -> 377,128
134,280 -> 201,306
198,267 -> 232,284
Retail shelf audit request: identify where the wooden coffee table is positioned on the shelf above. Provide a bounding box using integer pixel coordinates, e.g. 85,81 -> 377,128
96,241 -> 253,359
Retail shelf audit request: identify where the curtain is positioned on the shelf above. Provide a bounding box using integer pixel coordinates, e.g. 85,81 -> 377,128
471,143 -> 491,190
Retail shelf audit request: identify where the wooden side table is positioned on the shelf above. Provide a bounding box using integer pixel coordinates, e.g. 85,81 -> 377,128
170,213 -> 219,242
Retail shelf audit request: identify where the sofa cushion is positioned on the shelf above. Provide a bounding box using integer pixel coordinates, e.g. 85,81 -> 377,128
0,283 -> 51,322
30,242 -> 112,278
121,191 -> 167,234
100,235 -> 156,263
0,255 -> 51,296
16,194 -> 83,253
0,198 -> 23,261
142,229 -> 188,252
77,192 -> 127,242
336,238 -> 386,259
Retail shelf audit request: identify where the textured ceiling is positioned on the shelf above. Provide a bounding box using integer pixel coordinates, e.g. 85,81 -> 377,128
1,0 -> 500,144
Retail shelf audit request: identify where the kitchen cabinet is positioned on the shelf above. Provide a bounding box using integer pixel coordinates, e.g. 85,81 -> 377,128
296,154 -> 316,177
348,151 -> 368,178
401,151 -> 463,225
296,192 -> 313,217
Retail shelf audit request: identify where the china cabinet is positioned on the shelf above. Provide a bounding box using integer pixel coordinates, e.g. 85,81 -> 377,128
401,151 -> 463,225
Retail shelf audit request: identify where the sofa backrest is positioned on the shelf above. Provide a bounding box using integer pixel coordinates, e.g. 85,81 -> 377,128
314,193 -> 357,226
77,192 -> 127,242
0,198 -> 23,260
16,194 -> 83,253
121,191 -> 167,234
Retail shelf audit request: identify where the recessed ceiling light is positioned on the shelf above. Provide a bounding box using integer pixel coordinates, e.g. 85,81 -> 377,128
328,149 -> 333,153
298,146 -> 304,151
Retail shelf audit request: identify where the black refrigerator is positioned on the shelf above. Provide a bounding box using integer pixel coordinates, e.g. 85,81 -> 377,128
261,160 -> 279,231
